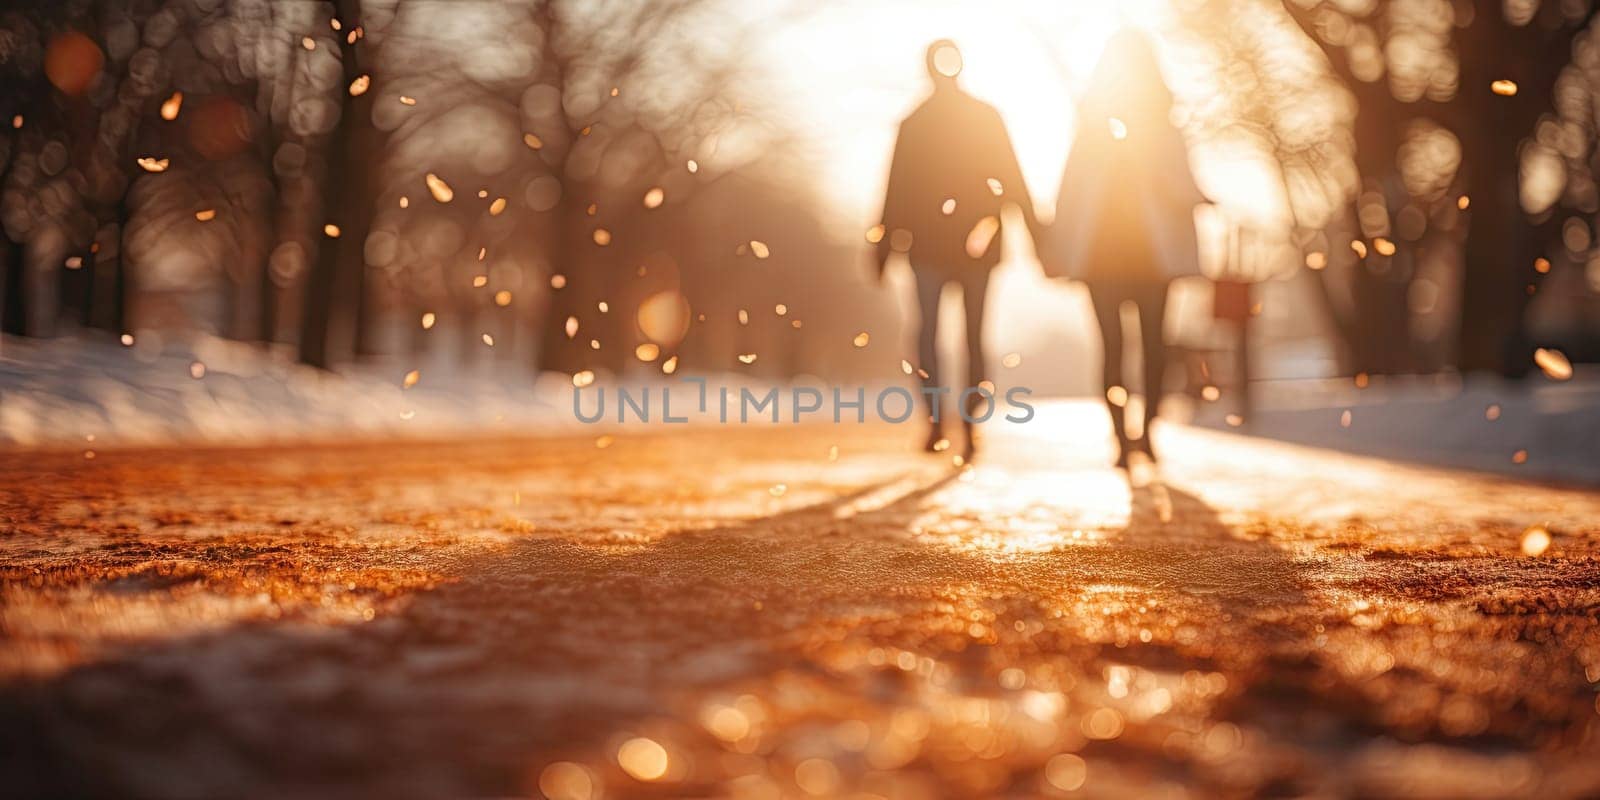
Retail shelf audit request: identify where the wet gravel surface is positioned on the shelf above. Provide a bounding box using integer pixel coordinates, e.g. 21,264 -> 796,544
3,406 -> 1600,798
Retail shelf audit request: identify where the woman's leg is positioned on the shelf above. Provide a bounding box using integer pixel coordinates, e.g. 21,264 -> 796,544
1132,282 -> 1170,458
1087,286 -> 1130,461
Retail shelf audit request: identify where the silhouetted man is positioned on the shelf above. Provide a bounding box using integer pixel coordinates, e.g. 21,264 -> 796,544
876,40 -> 1037,458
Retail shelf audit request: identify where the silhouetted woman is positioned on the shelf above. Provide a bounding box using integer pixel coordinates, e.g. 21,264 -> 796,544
1042,30 -> 1205,467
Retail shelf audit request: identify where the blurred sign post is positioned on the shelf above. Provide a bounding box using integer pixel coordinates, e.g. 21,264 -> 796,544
1214,220 -> 1255,423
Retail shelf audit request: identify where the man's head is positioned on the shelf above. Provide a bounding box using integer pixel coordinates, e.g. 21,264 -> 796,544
925,39 -> 962,85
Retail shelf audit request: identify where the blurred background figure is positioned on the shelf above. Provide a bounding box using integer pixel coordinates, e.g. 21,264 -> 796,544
1042,29 -> 1205,468
876,39 -> 1038,459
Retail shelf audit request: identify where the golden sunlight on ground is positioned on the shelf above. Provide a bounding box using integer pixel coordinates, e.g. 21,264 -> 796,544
4,403 -> 1600,797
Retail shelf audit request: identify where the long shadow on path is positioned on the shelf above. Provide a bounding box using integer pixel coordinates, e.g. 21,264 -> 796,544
0,464 -> 1316,798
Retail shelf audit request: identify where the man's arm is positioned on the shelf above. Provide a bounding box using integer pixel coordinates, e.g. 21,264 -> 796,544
876,123 -> 911,280
990,109 -> 1039,235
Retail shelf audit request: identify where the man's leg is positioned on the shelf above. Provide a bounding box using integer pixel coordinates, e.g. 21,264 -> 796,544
958,269 -> 992,459
912,268 -> 947,449
960,268 -> 991,392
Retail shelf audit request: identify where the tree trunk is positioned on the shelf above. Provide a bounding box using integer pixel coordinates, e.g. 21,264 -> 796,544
300,0 -> 370,369
1453,3 -> 1593,375
0,238 -> 23,335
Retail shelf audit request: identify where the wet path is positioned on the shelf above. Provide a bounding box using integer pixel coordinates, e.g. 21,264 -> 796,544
3,402 -> 1599,798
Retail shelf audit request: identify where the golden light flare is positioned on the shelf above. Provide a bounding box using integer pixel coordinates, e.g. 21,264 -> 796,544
750,240 -> 771,259
661,355 -> 678,374
738,353 -> 758,364
137,157 -> 170,173
488,197 -> 507,216
1373,237 -> 1396,256
1083,707 -> 1125,740
1106,385 -> 1128,407
687,159 -> 699,173
794,758 -> 839,795
635,343 -> 660,362
593,228 -> 612,246
421,312 -> 436,329
1108,116 -> 1128,140
1202,385 -> 1221,401
637,291 -> 692,347
1486,403 -> 1501,421
472,275 -> 488,288
402,369 -> 421,388
1305,251 -> 1327,270
160,92 -> 183,121
1457,195 -> 1471,210
399,95 -> 417,106
594,434 -> 614,448
537,762 -> 595,800
702,704 -> 750,742
1491,79 -> 1518,96
616,737 -> 669,782
1534,348 -> 1573,380
425,173 -> 453,203
965,215 -> 1000,258
852,332 -> 870,348
348,74 -> 370,96
550,274 -> 567,289
323,223 -> 341,238
1512,449 -> 1529,464
565,317 -> 579,338
1350,240 -> 1368,258
523,133 -> 543,149
1520,524 -> 1552,556
194,209 -> 216,222
1045,753 -> 1088,792
301,36 -> 316,50
865,223 -> 885,244
481,333 -> 495,346
189,361 -> 206,379
10,115 -> 21,129
44,31 -> 103,96
572,370 -> 595,388
986,177 -> 1004,196
1002,352 -> 1022,368
941,197 -> 957,215
494,290 -> 512,307
642,187 -> 665,208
